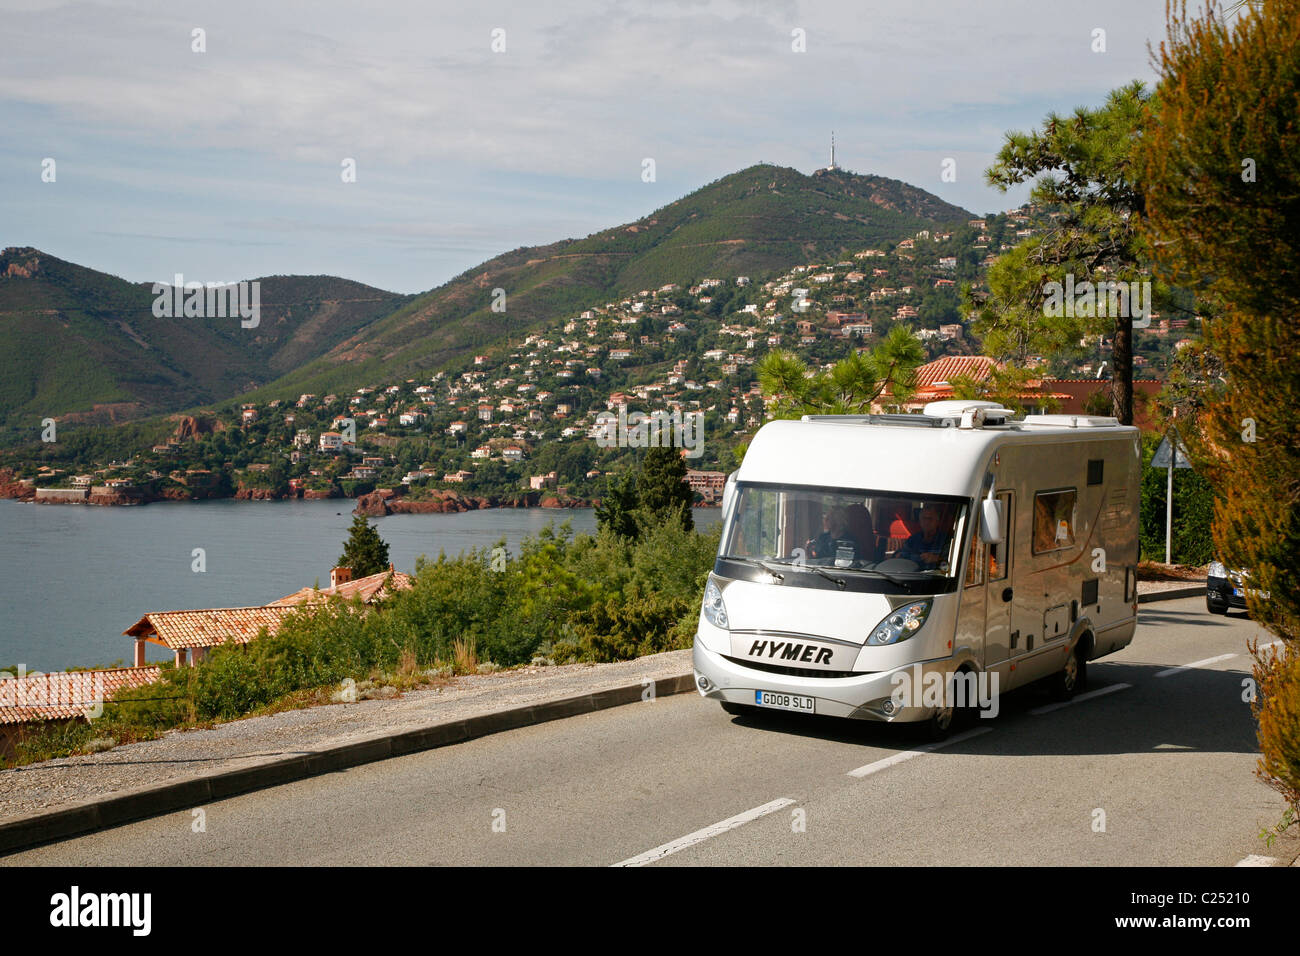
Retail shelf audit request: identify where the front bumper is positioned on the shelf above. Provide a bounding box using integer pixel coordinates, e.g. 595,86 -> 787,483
1207,575 -> 1249,610
692,641 -> 955,723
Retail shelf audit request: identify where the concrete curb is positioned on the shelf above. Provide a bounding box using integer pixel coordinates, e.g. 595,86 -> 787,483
1138,585 -> 1205,604
0,673 -> 698,857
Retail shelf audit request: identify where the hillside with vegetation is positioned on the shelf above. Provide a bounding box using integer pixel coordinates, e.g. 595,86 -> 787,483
0,247 -> 409,436
232,164 -> 974,402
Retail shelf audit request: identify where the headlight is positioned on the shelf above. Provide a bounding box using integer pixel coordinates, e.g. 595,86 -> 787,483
702,579 -> 729,630
866,600 -> 932,645
1207,561 -> 1227,579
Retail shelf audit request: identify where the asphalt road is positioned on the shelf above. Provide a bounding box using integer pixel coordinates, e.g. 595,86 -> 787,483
5,597 -> 1296,866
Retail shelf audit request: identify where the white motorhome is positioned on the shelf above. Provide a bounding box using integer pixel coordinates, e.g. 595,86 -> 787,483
693,401 -> 1141,738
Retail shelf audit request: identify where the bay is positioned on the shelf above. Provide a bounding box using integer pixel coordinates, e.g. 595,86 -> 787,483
0,499 -> 720,672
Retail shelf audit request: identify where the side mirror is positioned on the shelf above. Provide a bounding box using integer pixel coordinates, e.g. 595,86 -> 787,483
721,471 -> 738,515
979,497 -> 1004,544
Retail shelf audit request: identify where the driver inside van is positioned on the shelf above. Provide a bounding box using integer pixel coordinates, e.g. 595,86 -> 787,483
805,505 -> 862,562
897,503 -> 950,569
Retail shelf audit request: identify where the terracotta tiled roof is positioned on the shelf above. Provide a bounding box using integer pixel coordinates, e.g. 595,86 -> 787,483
0,666 -> 162,725
912,355 -> 998,391
124,607 -> 297,650
267,569 -> 414,608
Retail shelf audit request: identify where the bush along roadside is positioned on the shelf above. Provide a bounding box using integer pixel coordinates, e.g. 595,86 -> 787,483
1138,432 -> 1217,566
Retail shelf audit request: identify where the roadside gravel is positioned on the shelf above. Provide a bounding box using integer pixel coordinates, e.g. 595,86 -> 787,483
0,649 -> 691,824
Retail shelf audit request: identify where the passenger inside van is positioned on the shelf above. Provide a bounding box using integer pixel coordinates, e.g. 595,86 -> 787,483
896,503 -> 951,569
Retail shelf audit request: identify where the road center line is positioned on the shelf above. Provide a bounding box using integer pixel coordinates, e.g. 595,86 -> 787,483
611,797 -> 796,867
1155,653 -> 1237,678
1030,682 -> 1131,715
846,727 -> 992,778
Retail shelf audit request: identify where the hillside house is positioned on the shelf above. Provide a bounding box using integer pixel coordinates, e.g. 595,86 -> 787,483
125,606 -> 298,667
267,566 -> 413,610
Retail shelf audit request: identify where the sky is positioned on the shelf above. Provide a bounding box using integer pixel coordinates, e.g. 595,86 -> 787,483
0,0 -> 1180,294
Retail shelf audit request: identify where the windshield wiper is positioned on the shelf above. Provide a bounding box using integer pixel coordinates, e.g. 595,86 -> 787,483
724,556 -> 788,581
803,564 -> 847,589
842,566 -> 913,589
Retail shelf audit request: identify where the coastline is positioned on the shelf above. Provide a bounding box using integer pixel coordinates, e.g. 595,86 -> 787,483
0,476 -> 719,514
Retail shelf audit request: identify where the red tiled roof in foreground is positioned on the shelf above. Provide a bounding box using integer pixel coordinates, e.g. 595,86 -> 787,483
124,606 -> 297,650
0,666 -> 162,725
266,568 -> 414,608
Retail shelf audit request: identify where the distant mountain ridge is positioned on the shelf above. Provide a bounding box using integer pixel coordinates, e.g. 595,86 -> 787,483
0,164 -> 973,430
241,163 -> 974,401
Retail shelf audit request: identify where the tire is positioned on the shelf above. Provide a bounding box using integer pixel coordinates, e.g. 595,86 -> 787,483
920,668 -> 983,741
950,668 -> 984,729
1049,642 -> 1084,702
921,700 -> 956,741
1207,599 -> 1229,616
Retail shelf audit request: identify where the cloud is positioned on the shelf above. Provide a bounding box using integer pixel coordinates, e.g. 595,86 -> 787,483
0,0 -> 1172,289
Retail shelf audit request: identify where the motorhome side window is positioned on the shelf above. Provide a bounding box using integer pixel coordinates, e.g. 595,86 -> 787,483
721,483 -> 966,578
1032,489 -> 1077,554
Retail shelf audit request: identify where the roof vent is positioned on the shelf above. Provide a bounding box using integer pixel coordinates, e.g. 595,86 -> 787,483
1020,414 -> 1121,429
922,400 -> 1014,428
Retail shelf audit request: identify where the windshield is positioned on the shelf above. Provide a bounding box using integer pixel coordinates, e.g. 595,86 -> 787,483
721,482 -> 968,578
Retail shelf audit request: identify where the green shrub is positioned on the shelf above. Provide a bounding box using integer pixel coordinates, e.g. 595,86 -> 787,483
1139,435 -> 1217,565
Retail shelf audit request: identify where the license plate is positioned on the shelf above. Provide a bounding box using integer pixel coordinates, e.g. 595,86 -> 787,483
754,690 -> 815,713
1233,588 -> 1244,597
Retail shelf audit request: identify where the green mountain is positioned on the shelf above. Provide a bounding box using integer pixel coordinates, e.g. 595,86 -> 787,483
1,164 -> 972,431
0,247 -> 409,430
240,163 -> 973,401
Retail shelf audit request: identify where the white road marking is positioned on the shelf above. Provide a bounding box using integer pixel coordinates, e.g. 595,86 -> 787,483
1155,653 -> 1237,678
1030,682 -> 1132,715
845,727 -> 993,778
611,797 -> 796,867
1234,854 -> 1279,867
1258,640 -> 1282,652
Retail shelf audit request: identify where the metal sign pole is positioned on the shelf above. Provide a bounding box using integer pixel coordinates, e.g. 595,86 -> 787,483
1166,446 -> 1173,565
1152,427 -> 1189,566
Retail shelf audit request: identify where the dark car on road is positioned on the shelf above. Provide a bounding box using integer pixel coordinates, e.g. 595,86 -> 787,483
1206,561 -> 1270,615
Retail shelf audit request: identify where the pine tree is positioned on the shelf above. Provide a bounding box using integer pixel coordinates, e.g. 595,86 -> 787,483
757,324 -> 924,417
594,447 -> 695,539
638,446 -> 693,532
594,471 -> 640,540
980,82 -> 1159,424
337,514 -> 391,578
